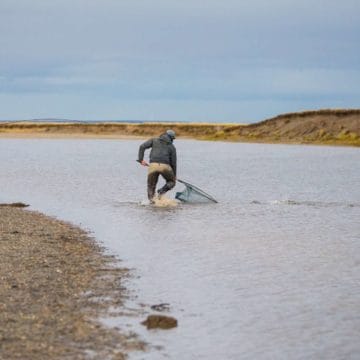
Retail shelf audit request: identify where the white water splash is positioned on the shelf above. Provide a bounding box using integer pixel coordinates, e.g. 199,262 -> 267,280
153,195 -> 179,207
139,196 -> 179,207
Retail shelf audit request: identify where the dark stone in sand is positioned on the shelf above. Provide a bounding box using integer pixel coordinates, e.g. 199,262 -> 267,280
150,303 -> 170,312
141,315 -> 178,329
0,202 -> 29,208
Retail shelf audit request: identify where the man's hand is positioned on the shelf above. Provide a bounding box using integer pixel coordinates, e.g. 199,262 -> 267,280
140,160 -> 149,166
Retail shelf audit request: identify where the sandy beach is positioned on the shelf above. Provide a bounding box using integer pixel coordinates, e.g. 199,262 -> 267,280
0,204 -> 145,359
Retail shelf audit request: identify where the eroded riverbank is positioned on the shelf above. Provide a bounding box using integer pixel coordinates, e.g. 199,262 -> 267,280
0,205 -> 145,359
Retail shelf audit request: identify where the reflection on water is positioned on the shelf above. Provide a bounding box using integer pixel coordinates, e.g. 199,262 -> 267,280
0,139 -> 359,359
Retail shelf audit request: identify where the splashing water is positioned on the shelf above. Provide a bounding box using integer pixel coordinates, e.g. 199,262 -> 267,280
153,195 -> 179,207
139,196 -> 179,207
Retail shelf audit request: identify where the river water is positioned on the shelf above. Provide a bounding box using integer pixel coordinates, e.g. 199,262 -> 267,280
0,139 -> 359,359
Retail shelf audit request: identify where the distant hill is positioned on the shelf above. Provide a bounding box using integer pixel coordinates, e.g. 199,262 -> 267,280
31,118 -> 82,123
0,118 -> 80,123
29,118 -> 145,124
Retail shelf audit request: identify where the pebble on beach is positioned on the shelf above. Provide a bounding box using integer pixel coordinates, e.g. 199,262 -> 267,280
141,315 -> 178,329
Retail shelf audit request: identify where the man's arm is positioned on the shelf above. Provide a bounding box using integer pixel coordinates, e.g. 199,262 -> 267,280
138,139 -> 153,164
170,146 -> 177,176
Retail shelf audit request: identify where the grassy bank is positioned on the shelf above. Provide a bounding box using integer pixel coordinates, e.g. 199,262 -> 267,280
1,109 -> 359,146
221,109 -> 360,146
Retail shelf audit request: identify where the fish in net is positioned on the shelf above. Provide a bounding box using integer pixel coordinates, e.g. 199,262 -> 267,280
175,179 -> 217,203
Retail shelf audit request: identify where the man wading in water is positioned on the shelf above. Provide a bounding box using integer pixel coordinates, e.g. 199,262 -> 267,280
138,130 -> 177,203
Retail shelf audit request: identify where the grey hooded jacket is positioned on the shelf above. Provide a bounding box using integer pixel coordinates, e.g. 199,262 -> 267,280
138,133 -> 177,175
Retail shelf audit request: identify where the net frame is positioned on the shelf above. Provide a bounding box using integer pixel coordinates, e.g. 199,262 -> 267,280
176,179 -> 218,203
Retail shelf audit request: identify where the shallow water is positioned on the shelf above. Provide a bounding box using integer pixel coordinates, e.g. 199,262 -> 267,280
0,139 -> 359,359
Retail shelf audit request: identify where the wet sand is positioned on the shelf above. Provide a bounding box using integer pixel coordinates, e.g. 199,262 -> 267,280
0,205 -> 145,359
0,132 -> 145,140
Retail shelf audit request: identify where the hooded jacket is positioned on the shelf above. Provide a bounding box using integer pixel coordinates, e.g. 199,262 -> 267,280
138,133 -> 177,175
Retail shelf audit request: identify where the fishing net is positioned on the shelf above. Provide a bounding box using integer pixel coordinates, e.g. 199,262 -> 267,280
175,180 -> 218,203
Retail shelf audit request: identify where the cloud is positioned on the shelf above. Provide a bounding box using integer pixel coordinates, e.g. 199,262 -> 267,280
0,0 -> 359,121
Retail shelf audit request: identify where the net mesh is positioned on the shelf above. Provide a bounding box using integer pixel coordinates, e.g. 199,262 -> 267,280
175,180 -> 217,203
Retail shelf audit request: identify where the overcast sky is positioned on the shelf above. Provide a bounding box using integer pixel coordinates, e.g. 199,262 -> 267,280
1,0 -> 359,122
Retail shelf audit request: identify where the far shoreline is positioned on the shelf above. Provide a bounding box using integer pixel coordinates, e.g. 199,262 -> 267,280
0,129 -> 358,148
0,132 -> 145,140
0,109 -> 359,146
0,131 -> 356,148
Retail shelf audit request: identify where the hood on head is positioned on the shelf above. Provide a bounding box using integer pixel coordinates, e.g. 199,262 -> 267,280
166,129 -> 176,139
159,133 -> 173,144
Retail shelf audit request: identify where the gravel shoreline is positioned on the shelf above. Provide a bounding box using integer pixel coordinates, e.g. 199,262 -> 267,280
0,205 -> 145,359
